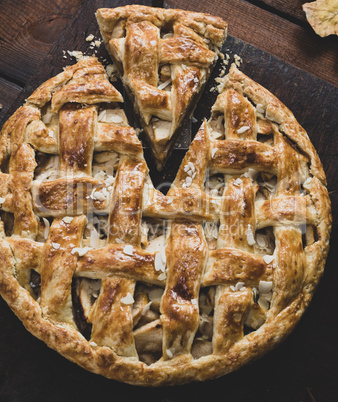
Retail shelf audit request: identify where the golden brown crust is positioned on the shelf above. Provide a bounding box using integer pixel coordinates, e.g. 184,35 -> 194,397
32,176 -> 110,216
26,57 -> 123,110
0,106 -> 40,167
0,56 -> 331,387
222,65 -> 326,184
96,5 -> 227,47
213,287 -> 252,354
96,5 -> 227,169
76,244 -> 163,285
59,105 -> 96,175
203,248 -> 267,286
89,276 -> 137,357
161,221 -> 207,359
108,157 -> 147,245
211,139 -> 277,173
40,216 -> 86,325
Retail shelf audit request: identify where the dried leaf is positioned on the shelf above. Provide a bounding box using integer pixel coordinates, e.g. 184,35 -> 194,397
303,0 -> 338,37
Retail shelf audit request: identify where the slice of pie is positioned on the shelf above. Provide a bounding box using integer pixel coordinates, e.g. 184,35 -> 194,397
96,5 -> 227,169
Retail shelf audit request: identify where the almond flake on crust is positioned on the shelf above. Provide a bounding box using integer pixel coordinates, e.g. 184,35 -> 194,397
121,292 -> 135,305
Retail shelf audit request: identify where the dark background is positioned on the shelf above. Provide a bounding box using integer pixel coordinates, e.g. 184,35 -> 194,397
0,1 -> 337,401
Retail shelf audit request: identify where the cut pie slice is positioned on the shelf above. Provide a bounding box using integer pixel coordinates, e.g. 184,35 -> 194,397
96,5 -> 227,169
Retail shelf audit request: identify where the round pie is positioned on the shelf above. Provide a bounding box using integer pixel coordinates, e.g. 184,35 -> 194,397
0,8 -> 331,387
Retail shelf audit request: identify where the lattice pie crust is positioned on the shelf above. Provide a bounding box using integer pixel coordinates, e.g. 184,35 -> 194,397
0,9 -> 331,387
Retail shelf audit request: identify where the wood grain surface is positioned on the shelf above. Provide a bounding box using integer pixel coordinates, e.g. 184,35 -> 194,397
0,0 -> 82,84
169,0 -> 338,86
0,0 -> 337,401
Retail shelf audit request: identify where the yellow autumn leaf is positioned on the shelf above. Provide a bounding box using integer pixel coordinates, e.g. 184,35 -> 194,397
303,0 -> 338,37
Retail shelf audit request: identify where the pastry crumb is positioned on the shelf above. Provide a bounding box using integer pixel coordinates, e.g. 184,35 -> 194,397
86,34 -> 95,42
234,54 -> 242,67
67,50 -> 86,61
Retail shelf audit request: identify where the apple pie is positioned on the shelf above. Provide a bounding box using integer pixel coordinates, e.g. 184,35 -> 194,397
0,32 -> 331,388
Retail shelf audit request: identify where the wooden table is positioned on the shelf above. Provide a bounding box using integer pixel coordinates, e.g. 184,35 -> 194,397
0,1 -> 337,400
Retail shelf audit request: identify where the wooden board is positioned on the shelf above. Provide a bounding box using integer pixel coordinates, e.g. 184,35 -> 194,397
0,0 -> 337,400
0,0 -> 83,85
168,0 -> 338,86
